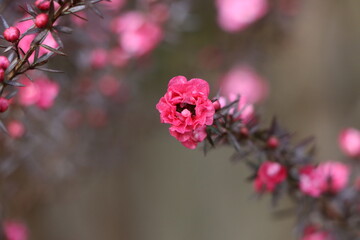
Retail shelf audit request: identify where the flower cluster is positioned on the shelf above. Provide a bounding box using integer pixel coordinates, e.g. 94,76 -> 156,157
157,75 -> 360,239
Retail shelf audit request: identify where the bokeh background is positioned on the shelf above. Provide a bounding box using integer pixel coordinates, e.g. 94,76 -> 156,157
1,0 -> 360,239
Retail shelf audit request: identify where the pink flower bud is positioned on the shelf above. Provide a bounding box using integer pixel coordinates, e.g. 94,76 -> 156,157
35,0 -> 51,11
35,13 -> 49,28
3,27 -> 20,42
0,56 -> 10,70
0,97 -> 9,112
267,136 -> 279,149
7,120 -> 25,139
339,128 -> 360,158
213,100 -> 221,110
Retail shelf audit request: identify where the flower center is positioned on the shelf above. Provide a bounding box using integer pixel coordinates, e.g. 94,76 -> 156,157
176,103 -> 196,116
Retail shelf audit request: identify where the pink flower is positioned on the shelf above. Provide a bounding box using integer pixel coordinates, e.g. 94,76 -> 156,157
339,128 -> 360,158
215,0 -> 268,32
299,162 -> 349,197
299,165 -> 324,197
112,11 -> 163,57
254,161 -> 287,192
18,77 -> 59,110
15,18 -> 58,63
302,226 -> 330,240
3,221 -> 28,240
220,65 -> 268,104
7,120 -> 25,139
156,76 -> 215,149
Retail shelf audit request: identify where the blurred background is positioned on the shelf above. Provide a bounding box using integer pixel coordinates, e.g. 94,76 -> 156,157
0,0 -> 360,239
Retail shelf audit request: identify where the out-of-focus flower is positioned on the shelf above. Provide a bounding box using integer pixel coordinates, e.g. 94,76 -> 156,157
254,161 -> 287,192
90,48 -> 108,69
18,77 -> 59,110
300,162 -> 349,197
98,75 -> 121,97
339,128 -> 360,158
7,120 -> 25,139
215,0 -> 268,32
218,96 -> 254,123
220,65 -> 268,104
3,221 -> 28,240
149,3 -> 170,24
15,18 -> 58,63
108,47 -> 129,68
302,225 -> 330,240
88,108 -> 108,128
156,76 -> 215,149
112,11 -> 163,57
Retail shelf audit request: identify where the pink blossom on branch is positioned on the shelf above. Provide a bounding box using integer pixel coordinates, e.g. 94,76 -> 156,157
156,76 -> 215,149
254,161 -> 287,192
299,162 -> 349,197
220,65 -> 268,104
302,225 -> 330,240
338,128 -> 360,158
215,0 -> 268,32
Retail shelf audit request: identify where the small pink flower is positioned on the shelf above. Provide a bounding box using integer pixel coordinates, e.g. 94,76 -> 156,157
215,0 -> 268,32
339,128 -> 360,158
3,221 -> 28,240
7,120 -> 25,139
302,226 -> 330,240
317,161 -> 349,193
299,162 -> 349,197
156,76 -> 215,149
18,77 -> 59,110
299,165 -> 324,197
220,65 -> 268,104
254,161 -> 287,192
112,11 -> 163,57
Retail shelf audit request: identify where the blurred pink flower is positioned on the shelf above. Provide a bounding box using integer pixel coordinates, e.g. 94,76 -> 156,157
299,165 -> 324,197
300,162 -> 349,197
3,221 -> 28,240
98,75 -> 121,97
339,128 -> 360,158
108,47 -> 129,68
112,11 -> 163,57
15,18 -> 59,63
218,96 -> 254,123
18,77 -> 59,110
220,65 -> 268,104
254,161 -> 287,192
215,0 -> 268,32
7,120 -> 25,139
302,226 -> 330,240
90,48 -> 108,69
156,76 -> 215,149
